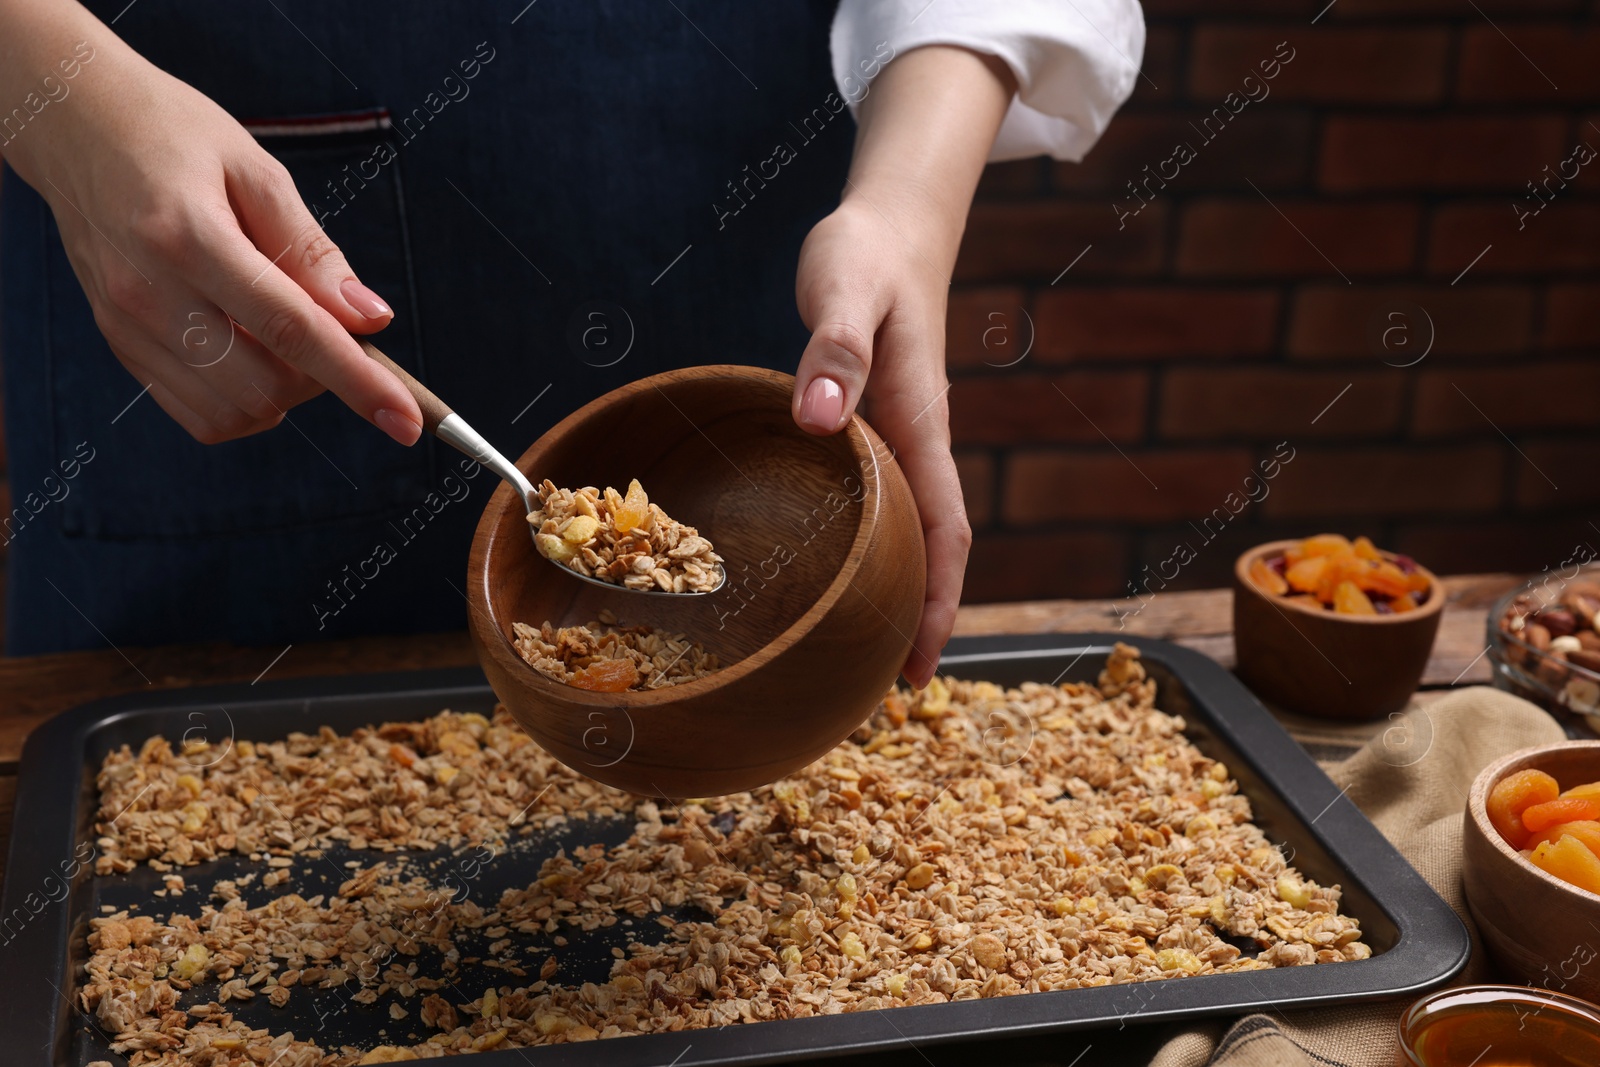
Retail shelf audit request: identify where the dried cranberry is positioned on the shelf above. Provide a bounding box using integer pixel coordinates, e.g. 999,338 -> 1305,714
1267,555 -> 1289,577
1374,599 -> 1393,614
1393,555 -> 1419,574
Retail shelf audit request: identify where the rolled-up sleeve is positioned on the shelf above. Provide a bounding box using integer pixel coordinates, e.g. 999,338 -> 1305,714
830,0 -> 1146,162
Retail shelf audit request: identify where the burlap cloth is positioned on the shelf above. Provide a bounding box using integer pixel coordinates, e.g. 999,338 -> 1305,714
1149,685 -> 1566,1067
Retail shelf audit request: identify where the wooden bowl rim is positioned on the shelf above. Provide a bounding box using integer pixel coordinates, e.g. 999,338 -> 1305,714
1233,539 -> 1445,624
1466,739 -> 1600,906
471,364 -> 887,708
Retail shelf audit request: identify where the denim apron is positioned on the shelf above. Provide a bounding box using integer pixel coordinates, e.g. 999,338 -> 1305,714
1,1 -> 851,654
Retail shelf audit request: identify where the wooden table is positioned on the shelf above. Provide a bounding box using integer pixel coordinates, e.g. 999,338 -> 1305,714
0,572 -> 1521,893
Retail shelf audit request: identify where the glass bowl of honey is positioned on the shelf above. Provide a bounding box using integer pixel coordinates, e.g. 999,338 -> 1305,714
1398,984 -> 1600,1065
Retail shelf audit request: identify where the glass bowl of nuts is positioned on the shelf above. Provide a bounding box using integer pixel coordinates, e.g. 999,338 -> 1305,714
1487,575 -> 1600,731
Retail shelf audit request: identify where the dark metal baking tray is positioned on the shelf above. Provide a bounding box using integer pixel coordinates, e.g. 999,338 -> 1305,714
0,634 -> 1468,1066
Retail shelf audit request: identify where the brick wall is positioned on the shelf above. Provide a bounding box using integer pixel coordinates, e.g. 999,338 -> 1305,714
950,2 -> 1600,603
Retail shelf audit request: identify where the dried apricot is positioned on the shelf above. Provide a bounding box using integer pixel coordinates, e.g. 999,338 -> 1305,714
1300,534 -> 1354,558
1333,580 -> 1377,615
1488,768 -> 1561,848
1563,781 -> 1600,799
1265,535 -> 1429,613
1528,834 -> 1600,894
613,479 -> 649,534
568,659 -> 640,692
1522,796 -> 1600,833
1358,561 -> 1411,600
1317,556 -> 1368,603
1286,556 -> 1328,594
1527,819 -> 1600,857
1249,557 -> 1288,596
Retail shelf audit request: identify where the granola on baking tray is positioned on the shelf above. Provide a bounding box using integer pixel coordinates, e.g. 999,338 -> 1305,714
528,478 -> 721,594
83,644 -> 1368,1064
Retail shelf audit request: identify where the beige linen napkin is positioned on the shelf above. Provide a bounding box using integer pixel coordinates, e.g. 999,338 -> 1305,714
1151,686 -> 1565,1067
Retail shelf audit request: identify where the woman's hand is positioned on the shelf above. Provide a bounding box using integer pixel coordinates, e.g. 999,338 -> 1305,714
0,8 -> 421,445
791,45 -> 1015,688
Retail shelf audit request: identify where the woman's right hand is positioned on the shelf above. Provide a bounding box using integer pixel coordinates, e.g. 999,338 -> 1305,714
1,14 -> 422,445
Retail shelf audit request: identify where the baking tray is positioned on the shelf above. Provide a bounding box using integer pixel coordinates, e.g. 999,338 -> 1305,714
0,634 -> 1469,1066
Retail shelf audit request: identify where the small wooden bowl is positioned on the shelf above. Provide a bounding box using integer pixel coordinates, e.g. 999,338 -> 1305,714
1463,742 -> 1600,1003
1232,540 -> 1444,719
467,365 -> 925,798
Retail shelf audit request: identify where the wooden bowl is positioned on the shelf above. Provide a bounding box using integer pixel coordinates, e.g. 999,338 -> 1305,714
1463,742 -> 1600,1003
467,365 -> 925,797
1232,540 -> 1444,719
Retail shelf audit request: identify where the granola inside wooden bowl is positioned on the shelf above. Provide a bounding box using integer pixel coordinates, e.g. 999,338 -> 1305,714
468,365 -> 926,797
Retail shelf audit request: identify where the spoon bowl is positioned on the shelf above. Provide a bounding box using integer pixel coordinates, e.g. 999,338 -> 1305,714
467,365 -> 926,797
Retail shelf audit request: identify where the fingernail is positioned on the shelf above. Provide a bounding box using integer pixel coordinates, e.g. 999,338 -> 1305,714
375,407 -> 422,446
341,279 -> 392,321
798,376 -> 845,432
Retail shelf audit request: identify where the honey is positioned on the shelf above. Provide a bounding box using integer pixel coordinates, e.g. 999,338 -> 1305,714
1400,986 -> 1600,1067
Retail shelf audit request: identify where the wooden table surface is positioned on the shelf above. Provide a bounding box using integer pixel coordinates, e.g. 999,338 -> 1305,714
0,572 -> 1522,893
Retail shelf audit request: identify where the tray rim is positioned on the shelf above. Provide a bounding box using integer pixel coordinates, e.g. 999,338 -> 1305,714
0,633 -> 1470,1066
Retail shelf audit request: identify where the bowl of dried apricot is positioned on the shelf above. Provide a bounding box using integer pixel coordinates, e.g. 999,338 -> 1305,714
1233,535 -> 1443,719
1464,741 -> 1600,1003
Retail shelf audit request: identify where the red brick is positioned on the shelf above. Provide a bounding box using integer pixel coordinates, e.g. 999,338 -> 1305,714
945,287 -> 1027,370
956,202 -> 1168,282
1287,284 -> 1535,360
1053,111 -> 1312,193
1003,449 -> 1255,524
1177,200 -> 1419,278
1159,369 -> 1404,441
953,450 -> 994,528
1544,284 -> 1600,351
1393,518 -> 1600,579
1134,524 -> 1307,593
1320,117 -> 1569,193
963,532 -> 1130,602
1191,28 -> 1449,104
1129,24 -> 1183,106
1513,440 -> 1600,510
1260,444 -> 1507,519
975,159 -> 1046,200
1460,26 -> 1600,102
949,372 -> 1148,446
1413,361 -> 1600,438
1429,204 -> 1600,276
1033,288 -> 1279,362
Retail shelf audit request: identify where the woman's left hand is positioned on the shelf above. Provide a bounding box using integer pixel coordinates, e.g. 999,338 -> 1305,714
788,44 -> 1016,688
791,195 -> 968,689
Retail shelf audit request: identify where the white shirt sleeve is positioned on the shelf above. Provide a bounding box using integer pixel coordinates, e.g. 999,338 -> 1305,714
830,0 -> 1146,163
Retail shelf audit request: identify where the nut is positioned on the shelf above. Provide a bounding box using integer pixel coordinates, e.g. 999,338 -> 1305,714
1539,608 -> 1578,638
1564,582 -> 1600,629
1570,648 -> 1600,675
1551,635 -> 1585,656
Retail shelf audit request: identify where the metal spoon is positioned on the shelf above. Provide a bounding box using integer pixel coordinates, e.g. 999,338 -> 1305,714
361,341 -> 725,596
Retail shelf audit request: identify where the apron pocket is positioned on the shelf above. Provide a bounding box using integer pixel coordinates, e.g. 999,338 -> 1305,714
48,108 -> 437,541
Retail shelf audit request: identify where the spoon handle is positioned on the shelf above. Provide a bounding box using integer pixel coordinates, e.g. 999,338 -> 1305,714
360,338 -> 538,509
359,340 -> 453,434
